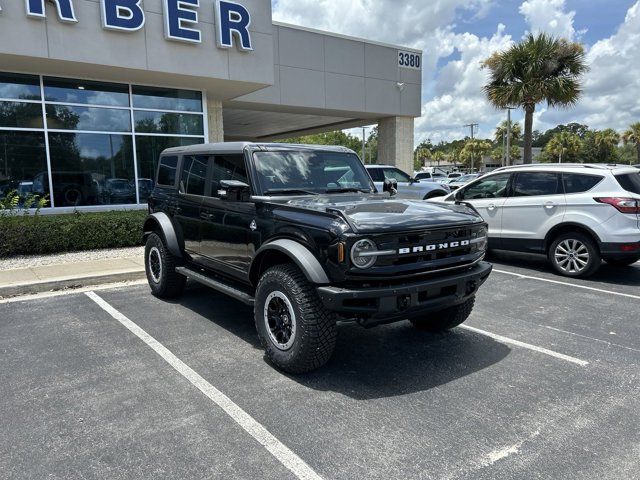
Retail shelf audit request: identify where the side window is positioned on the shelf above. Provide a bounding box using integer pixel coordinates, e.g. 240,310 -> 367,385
157,156 -> 178,186
210,154 -> 248,197
367,168 -> 383,182
383,168 -> 411,183
461,174 -> 510,200
180,155 -> 207,196
562,173 -> 604,194
513,172 -> 561,197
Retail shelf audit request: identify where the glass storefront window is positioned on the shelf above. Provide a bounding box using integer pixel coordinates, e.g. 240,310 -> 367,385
48,133 -> 135,206
0,132 -> 48,206
46,105 -> 131,132
0,73 -> 41,101
0,101 -> 44,129
0,72 -> 207,207
134,110 -> 203,136
136,135 -> 202,201
43,77 -> 129,107
132,86 -> 202,112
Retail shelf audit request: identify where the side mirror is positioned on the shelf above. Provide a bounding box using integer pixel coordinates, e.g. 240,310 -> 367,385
218,180 -> 250,202
383,178 -> 398,196
453,189 -> 464,203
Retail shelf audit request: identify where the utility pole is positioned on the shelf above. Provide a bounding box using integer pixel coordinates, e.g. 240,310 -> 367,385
504,107 -> 515,166
361,127 -> 371,164
463,123 -> 478,172
502,132 -> 506,167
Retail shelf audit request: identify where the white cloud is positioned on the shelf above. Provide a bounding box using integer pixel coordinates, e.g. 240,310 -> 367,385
537,1 -> 640,132
271,0 -> 640,145
519,0 -> 579,40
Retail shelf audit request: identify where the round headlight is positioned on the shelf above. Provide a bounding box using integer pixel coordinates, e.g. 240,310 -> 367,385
350,239 -> 378,269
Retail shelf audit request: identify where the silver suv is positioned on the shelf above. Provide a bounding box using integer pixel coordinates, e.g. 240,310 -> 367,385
433,164 -> 640,277
365,165 -> 450,200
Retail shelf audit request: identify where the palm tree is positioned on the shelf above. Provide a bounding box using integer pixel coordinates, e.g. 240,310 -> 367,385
622,122 -> 640,164
494,120 -> 522,145
431,151 -> 445,166
460,140 -> 492,171
545,131 -> 582,163
594,129 -> 620,162
483,33 -> 587,164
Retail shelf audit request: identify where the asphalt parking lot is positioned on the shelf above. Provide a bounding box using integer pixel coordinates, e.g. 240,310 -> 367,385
1,254 -> 639,479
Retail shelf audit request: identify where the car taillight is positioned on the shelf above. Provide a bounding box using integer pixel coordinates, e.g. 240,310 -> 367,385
594,197 -> 640,214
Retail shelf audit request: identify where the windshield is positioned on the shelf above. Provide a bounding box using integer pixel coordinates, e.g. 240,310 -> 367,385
457,175 -> 478,183
253,151 -> 374,195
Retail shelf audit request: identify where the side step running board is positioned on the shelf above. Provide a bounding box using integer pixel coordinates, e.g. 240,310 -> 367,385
176,267 -> 255,306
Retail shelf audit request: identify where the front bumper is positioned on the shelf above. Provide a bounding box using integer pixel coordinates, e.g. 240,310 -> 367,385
317,262 -> 492,326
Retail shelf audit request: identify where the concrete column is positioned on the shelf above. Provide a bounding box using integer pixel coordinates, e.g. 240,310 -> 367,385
377,116 -> 415,175
206,96 -> 224,143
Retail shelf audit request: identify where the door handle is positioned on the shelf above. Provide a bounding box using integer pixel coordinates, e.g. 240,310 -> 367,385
487,204 -> 497,211
200,212 -> 213,220
544,202 -> 556,209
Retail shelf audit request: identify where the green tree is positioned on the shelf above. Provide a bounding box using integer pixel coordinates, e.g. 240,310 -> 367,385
280,130 -> 362,155
460,140 -> 492,170
413,146 -> 431,171
491,145 -> 521,164
431,151 -> 446,166
494,120 -> 522,145
545,131 -> 582,163
483,33 -> 587,164
594,128 -> 621,162
622,122 -> 640,164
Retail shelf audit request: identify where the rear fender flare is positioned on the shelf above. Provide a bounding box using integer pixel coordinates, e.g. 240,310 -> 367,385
143,212 -> 183,258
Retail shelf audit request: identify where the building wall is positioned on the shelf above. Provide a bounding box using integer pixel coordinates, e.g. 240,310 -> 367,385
0,0 -> 275,99
232,23 -> 422,119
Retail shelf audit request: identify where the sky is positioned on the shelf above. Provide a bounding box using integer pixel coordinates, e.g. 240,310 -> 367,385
271,0 -> 640,146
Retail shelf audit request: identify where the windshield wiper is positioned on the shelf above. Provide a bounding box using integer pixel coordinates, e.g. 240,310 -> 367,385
263,188 -> 319,196
325,187 -> 371,194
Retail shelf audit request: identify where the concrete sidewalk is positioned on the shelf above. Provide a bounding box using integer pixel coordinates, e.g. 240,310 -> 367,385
0,250 -> 145,298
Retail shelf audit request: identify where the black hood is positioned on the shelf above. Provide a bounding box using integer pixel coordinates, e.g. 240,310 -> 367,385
267,194 -> 483,233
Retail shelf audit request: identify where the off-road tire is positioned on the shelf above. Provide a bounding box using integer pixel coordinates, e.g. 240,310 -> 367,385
410,296 -> 475,332
255,264 -> 337,374
605,257 -> 640,267
145,232 -> 186,298
548,232 -> 601,278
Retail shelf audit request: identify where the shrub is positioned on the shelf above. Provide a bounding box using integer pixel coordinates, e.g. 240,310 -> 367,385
0,210 -> 147,258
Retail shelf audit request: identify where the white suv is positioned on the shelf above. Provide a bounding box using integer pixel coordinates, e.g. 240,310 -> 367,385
433,164 -> 640,278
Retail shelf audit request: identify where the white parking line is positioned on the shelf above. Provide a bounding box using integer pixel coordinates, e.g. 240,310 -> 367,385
493,269 -> 640,301
460,325 -> 589,367
544,326 -> 640,354
85,291 -> 323,480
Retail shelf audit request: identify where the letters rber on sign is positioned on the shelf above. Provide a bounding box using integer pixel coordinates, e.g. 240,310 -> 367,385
1,0 -> 253,51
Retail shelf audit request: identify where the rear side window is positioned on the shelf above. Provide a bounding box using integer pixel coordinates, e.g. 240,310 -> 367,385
562,173 -> 604,194
615,173 -> 640,194
180,155 -> 207,196
382,168 -> 411,183
157,156 -> 178,186
513,172 -> 561,197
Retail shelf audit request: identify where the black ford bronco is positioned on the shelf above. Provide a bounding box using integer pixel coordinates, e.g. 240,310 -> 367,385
143,143 -> 492,373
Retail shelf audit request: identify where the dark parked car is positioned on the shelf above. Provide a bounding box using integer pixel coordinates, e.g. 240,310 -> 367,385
143,143 -> 492,373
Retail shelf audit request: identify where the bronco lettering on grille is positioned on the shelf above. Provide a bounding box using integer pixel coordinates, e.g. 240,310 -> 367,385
398,240 -> 470,255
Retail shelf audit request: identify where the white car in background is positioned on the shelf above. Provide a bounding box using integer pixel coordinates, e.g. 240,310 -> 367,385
432,164 -> 640,278
447,173 -> 481,191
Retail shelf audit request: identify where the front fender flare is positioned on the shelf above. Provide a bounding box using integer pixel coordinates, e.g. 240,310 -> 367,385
252,239 -> 330,285
143,212 -> 182,258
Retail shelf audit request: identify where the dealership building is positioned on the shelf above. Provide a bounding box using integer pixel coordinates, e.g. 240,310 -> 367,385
0,0 -> 422,211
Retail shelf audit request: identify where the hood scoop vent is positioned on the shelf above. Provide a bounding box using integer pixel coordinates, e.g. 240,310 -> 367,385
339,202 -> 409,215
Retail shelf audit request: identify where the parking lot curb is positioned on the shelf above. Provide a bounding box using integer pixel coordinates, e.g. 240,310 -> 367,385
0,269 -> 146,299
